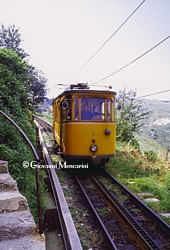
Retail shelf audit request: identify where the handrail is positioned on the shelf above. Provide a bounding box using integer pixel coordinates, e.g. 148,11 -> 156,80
0,110 -> 43,234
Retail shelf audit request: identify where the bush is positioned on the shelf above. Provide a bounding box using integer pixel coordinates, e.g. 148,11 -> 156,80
144,150 -> 157,162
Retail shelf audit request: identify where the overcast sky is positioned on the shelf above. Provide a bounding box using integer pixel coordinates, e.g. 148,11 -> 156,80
0,0 -> 170,100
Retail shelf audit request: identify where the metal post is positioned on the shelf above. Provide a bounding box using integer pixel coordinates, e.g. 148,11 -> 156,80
36,162 -> 43,234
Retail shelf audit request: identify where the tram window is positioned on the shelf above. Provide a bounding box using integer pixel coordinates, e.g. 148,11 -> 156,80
91,105 -> 101,120
67,109 -> 71,120
101,102 -> 105,120
66,99 -> 72,121
74,98 -> 78,120
81,103 -> 92,120
107,99 -> 111,121
81,97 -> 105,121
112,98 -> 115,121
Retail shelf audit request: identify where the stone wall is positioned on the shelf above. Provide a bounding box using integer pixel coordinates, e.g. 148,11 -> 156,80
0,160 -> 45,250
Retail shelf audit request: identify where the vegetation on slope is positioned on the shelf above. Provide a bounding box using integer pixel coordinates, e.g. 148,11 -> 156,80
107,141 -> 170,223
109,90 -> 170,223
136,98 -> 170,150
0,25 -> 46,220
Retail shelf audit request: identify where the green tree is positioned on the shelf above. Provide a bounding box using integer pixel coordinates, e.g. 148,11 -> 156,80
0,24 -> 47,108
27,66 -> 47,111
0,46 -> 35,195
0,48 -> 32,155
116,88 -> 149,147
0,48 -> 29,120
0,24 -> 28,59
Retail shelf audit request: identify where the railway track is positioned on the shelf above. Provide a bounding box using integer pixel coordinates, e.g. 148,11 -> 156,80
34,116 -> 170,249
34,115 -> 53,136
74,172 -> 170,249
34,115 -> 82,250
99,169 -> 170,239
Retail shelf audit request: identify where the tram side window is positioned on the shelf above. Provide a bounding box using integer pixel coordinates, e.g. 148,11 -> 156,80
66,99 -> 72,121
112,98 -> 115,121
74,98 -> 78,120
107,99 -> 111,121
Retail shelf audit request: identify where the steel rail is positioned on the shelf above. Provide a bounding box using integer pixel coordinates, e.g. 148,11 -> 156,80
91,175 -> 161,250
102,168 -> 170,237
35,120 -> 82,250
34,115 -> 52,130
75,176 -> 118,250
34,115 -> 53,140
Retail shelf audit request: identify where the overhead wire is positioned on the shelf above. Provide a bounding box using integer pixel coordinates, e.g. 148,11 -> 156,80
92,35 -> 170,85
136,89 -> 170,99
70,0 -> 145,80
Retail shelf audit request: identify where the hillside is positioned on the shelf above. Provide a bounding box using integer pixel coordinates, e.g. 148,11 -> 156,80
39,97 -> 170,154
135,99 -> 170,153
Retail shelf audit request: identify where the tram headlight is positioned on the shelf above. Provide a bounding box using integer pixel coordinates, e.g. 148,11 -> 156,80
105,129 -> 111,135
90,144 -> 98,152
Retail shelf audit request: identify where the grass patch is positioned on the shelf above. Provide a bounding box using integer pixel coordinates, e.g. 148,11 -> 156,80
106,142 -> 170,215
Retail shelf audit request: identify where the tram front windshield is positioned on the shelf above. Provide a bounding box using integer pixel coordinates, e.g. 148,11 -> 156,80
74,97 -> 113,121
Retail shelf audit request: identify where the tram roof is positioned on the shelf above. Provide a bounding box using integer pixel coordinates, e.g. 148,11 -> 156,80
53,89 -> 116,103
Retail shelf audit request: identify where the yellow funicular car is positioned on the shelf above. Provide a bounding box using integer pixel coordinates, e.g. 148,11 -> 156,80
53,83 -> 116,166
